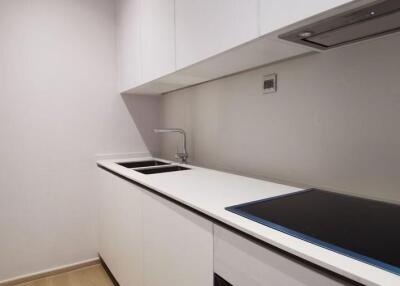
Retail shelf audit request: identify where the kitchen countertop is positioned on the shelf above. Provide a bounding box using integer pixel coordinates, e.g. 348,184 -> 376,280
97,157 -> 399,286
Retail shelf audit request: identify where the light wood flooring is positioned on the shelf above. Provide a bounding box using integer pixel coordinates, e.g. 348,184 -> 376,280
15,265 -> 114,286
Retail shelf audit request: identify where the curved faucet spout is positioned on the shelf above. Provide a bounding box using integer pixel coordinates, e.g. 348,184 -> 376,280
153,128 -> 188,163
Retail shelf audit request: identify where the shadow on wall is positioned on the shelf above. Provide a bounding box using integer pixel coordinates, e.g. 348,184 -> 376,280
122,94 -> 161,156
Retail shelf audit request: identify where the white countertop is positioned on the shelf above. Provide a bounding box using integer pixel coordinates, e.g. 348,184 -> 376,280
97,157 -> 399,286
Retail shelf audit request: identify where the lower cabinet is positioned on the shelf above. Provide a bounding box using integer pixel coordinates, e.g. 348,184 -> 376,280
214,225 -> 354,286
142,192 -> 214,286
98,168 -> 213,286
98,169 -> 144,286
98,168 -> 356,286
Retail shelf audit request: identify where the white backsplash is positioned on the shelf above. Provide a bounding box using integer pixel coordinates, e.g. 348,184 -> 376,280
159,33 -> 400,203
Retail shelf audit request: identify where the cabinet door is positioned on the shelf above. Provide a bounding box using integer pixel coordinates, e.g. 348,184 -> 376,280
98,169 -> 143,286
142,192 -> 213,286
175,0 -> 258,69
141,0 -> 175,82
214,225 -> 353,286
116,0 -> 142,92
259,0 -> 352,35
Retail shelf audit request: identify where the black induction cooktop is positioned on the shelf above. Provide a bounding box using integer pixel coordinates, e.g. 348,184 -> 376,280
226,189 -> 400,275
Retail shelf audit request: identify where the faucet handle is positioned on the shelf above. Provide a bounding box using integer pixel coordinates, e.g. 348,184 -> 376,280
175,152 -> 188,164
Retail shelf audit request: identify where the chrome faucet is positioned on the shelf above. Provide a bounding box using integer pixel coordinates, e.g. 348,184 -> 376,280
153,128 -> 188,164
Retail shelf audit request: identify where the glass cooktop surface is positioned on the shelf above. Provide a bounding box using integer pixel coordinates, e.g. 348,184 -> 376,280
226,189 -> 400,275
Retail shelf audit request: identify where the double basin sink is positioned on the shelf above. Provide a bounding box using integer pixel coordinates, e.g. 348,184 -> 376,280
118,160 -> 189,175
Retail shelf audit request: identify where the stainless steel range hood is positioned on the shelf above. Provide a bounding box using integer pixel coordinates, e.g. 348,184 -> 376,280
279,0 -> 400,50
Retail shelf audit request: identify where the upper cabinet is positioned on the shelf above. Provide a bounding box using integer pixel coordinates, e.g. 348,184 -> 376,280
175,0 -> 259,69
141,0 -> 175,82
116,0 -> 176,92
118,0 -> 364,94
259,0 -> 352,35
116,0 -> 142,92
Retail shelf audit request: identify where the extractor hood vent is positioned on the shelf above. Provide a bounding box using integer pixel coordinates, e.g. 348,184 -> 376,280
279,0 -> 400,50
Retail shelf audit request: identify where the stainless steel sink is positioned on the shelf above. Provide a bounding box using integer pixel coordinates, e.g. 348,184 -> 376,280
135,165 -> 190,174
118,160 -> 170,169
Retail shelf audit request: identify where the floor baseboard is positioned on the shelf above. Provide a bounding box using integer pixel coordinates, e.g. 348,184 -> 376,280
0,258 -> 100,286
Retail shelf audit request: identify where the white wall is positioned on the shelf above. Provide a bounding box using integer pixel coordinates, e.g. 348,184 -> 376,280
0,0 -> 158,281
160,33 -> 400,203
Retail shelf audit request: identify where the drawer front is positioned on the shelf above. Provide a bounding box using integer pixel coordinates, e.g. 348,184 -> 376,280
214,225 -> 354,286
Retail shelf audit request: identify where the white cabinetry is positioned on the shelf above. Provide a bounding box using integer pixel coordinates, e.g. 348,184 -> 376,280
175,0 -> 259,69
116,0 -> 143,92
116,0 -> 175,92
214,225 -> 353,286
118,0 -> 363,94
98,169 -> 144,286
259,0 -> 352,35
141,0 -> 175,82
142,191 -> 214,286
98,168 -> 213,286
98,168 -> 362,285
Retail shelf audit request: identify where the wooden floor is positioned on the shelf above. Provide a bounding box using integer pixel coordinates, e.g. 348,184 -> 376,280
15,265 -> 114,286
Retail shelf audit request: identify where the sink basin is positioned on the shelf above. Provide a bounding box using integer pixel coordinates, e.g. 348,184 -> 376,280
136,165 -> 190,174
118,160 -> 169,169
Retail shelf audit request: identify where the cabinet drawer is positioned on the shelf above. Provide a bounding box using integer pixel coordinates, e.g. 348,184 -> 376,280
214,225 -> 354,286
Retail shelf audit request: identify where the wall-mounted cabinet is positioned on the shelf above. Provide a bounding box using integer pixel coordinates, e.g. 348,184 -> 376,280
175,0 -> 258,70
116,0 -> 142,92
141,0 -> 176,82
118,0 -> 368,95
117,0 -> 176,90
125,35 -> 311,95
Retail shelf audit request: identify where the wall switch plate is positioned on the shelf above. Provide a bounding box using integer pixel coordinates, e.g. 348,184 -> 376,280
263,73 -> 277,94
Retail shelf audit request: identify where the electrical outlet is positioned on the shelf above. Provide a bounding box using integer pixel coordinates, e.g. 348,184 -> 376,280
263,73 -> 277,94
